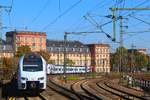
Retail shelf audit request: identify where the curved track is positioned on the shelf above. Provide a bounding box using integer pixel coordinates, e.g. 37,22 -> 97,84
71,80 -> 96,100
96,78 -> 149,100
80,79 -> 117,100
70,77 -> 150,100
70,78 -> 115,100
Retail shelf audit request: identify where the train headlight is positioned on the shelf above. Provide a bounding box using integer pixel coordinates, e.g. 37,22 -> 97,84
21,77 -> 28,80
38,77 -> 44,80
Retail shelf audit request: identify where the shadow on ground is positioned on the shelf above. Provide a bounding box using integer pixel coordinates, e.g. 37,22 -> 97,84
2,79 -> 43,98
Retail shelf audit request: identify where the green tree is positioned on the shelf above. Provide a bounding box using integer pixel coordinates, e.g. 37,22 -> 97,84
66,58 -> 75,66
134,52 -> 148,68
111,47 -> 128,72
111,47 -> 149,72
16,45 -> 31,57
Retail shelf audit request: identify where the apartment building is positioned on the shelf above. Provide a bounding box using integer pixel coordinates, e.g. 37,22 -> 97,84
87,44 -> 110,73
47,40 -> 91,67
0,39 -> 13,58
6,31 -> 46,52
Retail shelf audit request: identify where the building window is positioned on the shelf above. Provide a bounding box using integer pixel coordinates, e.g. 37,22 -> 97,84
66,48 -> 68,51
50,47 -> 53,51
57,47 -> 60,51
80,60 -> 82,65
16,37 -> 19,42
100,49 -> 102,53
107,49 -> 109,53
86,49 -> 89,53
72,48 -> 75,52
40,37 -> 42,43
25,37 -> 27,43
100,59 -> 103,64
80,48 -> 82,52
32,37 -> 35,43
96,48 -> 98,52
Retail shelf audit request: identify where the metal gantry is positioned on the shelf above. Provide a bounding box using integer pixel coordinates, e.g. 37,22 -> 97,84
110,7 -> 150,43
110,7 -> 150,72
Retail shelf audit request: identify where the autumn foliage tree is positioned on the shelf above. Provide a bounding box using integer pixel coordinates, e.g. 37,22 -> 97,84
37,50 -> 50,62
2,57 -> 13,68
111,47 -> 148,72
16,45 -> 31,57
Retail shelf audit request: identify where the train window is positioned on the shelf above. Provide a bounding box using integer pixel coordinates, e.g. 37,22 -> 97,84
23,64 -> 42,72
59,68 -> 61,71
23,53 -> 43,72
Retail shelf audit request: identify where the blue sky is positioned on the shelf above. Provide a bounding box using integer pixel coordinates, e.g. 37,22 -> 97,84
1,0 -> 150,53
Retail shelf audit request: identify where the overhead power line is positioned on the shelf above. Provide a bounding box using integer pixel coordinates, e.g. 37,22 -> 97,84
59,0 -> 61,12
8,0 -> 14,29
29,0 -> 51,27
129,15 -> 150,26
41,0 -> 82,31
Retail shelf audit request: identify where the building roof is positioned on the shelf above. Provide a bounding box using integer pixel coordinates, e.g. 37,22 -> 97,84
6,31 -> 46,36
46,40 -> 90,53
128,49 -> 147,54
46,40 -> 87,48
87,43 -> 110,47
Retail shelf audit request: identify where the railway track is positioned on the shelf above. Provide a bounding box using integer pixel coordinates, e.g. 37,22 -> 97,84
70,77 -> 150,100
47,79 -> 81,100
8,94 -> 46,100
80,79 -> 114,100
70,78 -> 116,100
70,80 -> 96,100
96,78 -> 148,100
96,79 -> 130,99
104,81 -> 150,100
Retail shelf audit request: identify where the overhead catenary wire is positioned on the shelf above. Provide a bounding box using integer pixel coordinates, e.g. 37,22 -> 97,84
8,0 -> 14,29
65,0 -> 116,36
65,0 -> 110,32
129,15 -> 150,26
59,0 -> 61,12
29,0 -> 51,27
95,0 -> 150,30
82,0 -> 150,43
41,0 -> 82,31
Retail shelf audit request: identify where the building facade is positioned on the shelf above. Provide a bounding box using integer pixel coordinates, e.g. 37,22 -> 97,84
87,44 -> 110,73
128,49 -> 147,55
0,50 -> 13,58
6,31 -> 46,52
0,39 -> 13,58
47,40 -> 91,67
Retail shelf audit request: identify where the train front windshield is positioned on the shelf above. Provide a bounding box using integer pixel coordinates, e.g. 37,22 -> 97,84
23,55 -> 43,72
